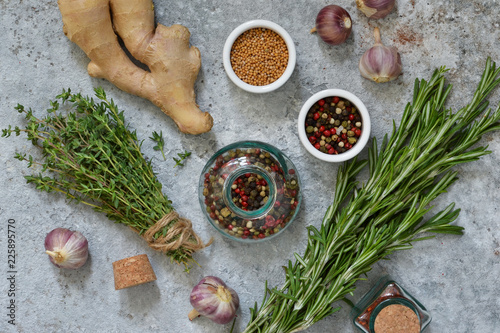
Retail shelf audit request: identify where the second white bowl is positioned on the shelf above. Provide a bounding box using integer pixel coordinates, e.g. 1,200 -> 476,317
298,89 -> 371,162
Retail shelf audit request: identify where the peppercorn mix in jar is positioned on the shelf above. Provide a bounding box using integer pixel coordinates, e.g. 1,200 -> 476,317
199,141 -> 301,242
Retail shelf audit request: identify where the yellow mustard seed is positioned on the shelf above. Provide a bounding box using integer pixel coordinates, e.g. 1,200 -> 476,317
230,28 -> 289,86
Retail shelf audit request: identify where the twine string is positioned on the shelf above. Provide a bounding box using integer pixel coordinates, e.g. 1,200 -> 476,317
141,211 -> 212,253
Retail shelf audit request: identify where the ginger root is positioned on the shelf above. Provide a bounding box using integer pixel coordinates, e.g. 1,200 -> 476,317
57,0 -> 213,134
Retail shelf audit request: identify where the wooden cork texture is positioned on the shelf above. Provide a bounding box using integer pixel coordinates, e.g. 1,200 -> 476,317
112,254 -> 157,290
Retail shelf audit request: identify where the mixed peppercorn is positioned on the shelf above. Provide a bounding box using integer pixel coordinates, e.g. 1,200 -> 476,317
202,148 -> 300,240
231,173 -> 270,211
305,96 -> 363,154
230,28 -> 289,86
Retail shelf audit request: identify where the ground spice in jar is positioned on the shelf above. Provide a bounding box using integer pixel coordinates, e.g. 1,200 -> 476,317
373,304 -> 420,333
355,283 -> 402,330
353,279 -> 430,333
202,148 -> 300,240
230,28 -> 289,86
304,96 -> 363,154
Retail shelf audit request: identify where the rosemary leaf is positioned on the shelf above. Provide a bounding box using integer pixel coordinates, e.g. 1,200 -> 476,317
243,58 -> 500,333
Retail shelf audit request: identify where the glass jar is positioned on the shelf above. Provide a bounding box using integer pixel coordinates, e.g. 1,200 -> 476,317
198,141 -> 301,243
351,276 -> 431,333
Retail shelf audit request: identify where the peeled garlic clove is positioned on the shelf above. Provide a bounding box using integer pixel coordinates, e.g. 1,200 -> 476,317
189,276 -> 239,325
359,27 -> 402,83
44,228 -> 89,269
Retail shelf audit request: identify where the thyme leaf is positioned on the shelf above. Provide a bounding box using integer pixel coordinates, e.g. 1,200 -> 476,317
173,151 -> 191,168
149,130 -> 166,160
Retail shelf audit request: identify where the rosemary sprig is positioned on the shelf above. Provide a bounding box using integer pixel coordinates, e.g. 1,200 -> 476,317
243,58 -> 500,332
2,88 -> 206,267
173,150 -> 191,168
150,130 -> 166,160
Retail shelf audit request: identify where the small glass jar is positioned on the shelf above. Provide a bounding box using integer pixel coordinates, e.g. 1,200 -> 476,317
198,141 -> 301,243
351,276 -> 431,333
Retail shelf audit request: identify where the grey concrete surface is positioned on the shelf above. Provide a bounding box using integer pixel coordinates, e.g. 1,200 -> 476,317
1,0 -> 499,332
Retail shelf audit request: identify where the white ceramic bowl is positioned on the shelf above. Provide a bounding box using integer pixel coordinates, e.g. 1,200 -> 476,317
223,20 -> 296,93
298,89 -> 371,162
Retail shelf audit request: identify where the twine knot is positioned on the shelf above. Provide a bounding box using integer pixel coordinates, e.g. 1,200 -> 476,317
141,211 -> 212,253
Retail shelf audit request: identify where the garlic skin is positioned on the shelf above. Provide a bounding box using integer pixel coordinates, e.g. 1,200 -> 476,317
359,27 -> 402,83
312,5 -> 352,45
44,228 -> 89,269
189,276 -> 239,325
356,0 -> 395,19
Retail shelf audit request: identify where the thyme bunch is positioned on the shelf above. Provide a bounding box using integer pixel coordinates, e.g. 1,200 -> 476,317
2,88 -> 206,267
243,59 -> 500,332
